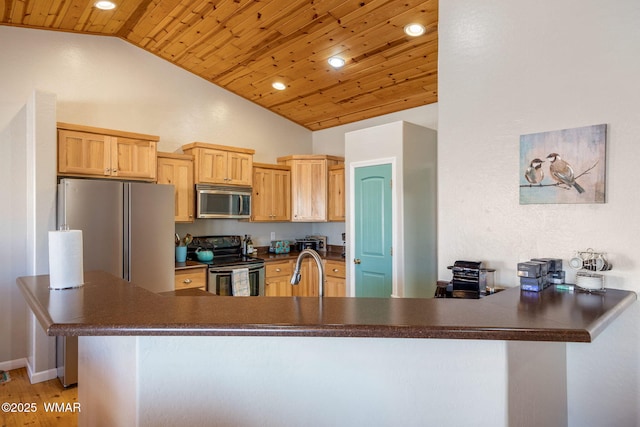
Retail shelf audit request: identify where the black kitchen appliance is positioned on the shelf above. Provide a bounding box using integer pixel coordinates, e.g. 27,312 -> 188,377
187,235 -> 265,296
448,260 -> 494,299
294,238 -> 320,252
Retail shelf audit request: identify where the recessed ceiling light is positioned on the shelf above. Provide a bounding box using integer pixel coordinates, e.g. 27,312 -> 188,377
328,56 -> 346,68
95,1 -> 116,10
404,23 -> 425,37
272,82 -> 286,91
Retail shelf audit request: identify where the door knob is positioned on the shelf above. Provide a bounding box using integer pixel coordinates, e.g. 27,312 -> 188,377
354,258 -> 361,264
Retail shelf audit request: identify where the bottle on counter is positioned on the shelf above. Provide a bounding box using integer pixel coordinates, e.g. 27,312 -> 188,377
247,235 -> 254,255
242,235 -> 248,255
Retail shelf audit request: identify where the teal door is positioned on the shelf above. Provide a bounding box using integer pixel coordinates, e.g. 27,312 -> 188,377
354,164 -> 393,297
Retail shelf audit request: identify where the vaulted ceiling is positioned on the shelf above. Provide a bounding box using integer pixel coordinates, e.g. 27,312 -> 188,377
1,0 -> 438,130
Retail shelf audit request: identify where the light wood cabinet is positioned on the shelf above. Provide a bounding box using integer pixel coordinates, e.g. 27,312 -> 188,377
325,259 -> 346,297
265,261 -> 293,296
264,258 -> 319,296
57,122 -> 158,181
328,164 -> 345,222
291,259 -> 319,297
157,152 -> 194,223
252,163 -> 291,222
174,265 -> 207,290
182,142 -> 254,186
277,155 -> 344,222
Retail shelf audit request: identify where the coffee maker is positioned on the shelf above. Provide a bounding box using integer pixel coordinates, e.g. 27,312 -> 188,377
449,260 -> 494,299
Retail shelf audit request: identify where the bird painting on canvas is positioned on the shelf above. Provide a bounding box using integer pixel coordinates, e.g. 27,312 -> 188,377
524,158 -> 545,185
519,124 -> 606,204
546,153 -> 585,193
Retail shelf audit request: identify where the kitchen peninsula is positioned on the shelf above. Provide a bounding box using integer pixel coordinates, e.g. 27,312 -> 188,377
17,271 -> 636,427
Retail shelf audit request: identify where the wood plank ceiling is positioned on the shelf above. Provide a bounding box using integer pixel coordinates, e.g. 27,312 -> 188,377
1,0 -> 438,130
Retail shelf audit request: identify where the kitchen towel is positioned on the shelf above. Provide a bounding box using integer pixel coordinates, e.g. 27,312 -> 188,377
48,229 -> 84,290
231,268 -> 250,296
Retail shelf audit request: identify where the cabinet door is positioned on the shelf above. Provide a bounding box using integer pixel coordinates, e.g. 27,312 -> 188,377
227,152 -> 253,186
292,259 -> 319,297
328,166 -> 345,221
291,160 -> 327,221
325,276 -> 346,297
157,157 -> 194,222
325,260 -> 346,297
252,166 -> 291,222
251,167 -> 274,221
58,129 -> 110,177
198,148 -> 228,184
174,268 -> 207,290
112,137 -> 157,180
272,168 -> 291,221
265,275 -> 294,296
265,261 -> 293,296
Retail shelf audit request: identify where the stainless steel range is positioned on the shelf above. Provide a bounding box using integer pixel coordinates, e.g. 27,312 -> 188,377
187,235 -> 265,296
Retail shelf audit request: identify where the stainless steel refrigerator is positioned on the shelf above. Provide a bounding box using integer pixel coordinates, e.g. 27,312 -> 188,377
56,178 -> 175,386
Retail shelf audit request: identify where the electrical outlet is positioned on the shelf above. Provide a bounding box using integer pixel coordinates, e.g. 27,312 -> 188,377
270,232 -> 276,241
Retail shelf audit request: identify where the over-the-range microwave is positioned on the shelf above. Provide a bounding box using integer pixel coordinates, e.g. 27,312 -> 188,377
196,185 -> 251,219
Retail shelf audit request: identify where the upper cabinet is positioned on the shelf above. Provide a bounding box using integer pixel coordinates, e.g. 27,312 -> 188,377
252,163 -> 291,222
57,122 -> 158,181
182,142 -> 254,186
328,164 -> 346,222
277,155 -> 344,222
157,152 -> 194,223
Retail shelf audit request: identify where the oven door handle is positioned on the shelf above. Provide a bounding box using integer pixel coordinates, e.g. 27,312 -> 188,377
209,265 -> 265,273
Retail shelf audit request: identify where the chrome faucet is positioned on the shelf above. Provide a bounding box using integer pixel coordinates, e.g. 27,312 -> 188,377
290,249 -> 326,297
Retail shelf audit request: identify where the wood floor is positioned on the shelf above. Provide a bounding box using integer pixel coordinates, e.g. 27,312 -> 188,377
0,368 -> 78,427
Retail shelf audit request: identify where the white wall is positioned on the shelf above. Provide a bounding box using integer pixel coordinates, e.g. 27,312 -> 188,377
81,335 -> 513,427
0,91 -> 58,375
0,104 -> 28,369
345,122 -> 437,298
438,1 -> 640,425
311,103 -> 439,246
0,27 -> 311,161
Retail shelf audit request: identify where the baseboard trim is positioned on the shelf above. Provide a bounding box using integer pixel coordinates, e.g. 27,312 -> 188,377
26,362 -> 58,383
0,357 -> 27,372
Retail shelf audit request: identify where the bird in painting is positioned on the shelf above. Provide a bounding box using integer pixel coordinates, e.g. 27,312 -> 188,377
546,153 -> 585,193
524,158 -> 545,184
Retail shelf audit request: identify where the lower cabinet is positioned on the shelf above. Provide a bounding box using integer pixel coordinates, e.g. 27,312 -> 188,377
293,259 -> 319,297
265,261 -> 293,296
265,257 -> 345,297
325,259 -> 346,297
174,264 -> 207,290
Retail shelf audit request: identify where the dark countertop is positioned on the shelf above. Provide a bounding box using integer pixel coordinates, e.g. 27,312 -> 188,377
16,270 -> 636,342
257,250 -> 346,262
176,251 -> 346,268
174,260 -> 208,270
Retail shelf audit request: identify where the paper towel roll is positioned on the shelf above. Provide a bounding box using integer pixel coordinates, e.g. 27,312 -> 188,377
48,230 -> 84,290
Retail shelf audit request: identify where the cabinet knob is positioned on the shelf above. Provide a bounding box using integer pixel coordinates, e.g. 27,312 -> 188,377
183,278 -> 192,284
333,268 -> 339,272
275,268 -> 281,272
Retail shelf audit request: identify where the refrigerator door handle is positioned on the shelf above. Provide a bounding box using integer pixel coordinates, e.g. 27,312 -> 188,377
123,183 -> 131,281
